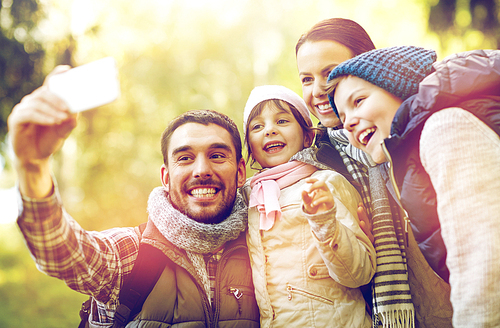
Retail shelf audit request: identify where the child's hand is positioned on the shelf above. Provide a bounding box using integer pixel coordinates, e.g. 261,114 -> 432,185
301,178 -> 334,215
358,203 -> 374,244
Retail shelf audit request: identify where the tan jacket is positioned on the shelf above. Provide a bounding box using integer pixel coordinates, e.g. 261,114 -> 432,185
242,169 -> 376,328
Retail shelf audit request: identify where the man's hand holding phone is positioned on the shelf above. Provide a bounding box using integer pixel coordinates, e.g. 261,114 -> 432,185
47,57 -> 120,113
7,58 -> 120,198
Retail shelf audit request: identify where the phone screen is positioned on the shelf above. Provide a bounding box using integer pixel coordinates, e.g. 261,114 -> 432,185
48,57 -> 120,113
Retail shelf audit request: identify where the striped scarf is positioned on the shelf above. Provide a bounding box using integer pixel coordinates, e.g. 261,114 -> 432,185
369,167 -> 415,328
328,127 -> 373,218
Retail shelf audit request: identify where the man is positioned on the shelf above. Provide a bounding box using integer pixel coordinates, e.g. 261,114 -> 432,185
8,66 -> 260,327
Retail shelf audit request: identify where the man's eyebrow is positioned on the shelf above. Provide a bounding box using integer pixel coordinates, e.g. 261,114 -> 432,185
170,143 -> 233,157
209,143 -> 232,153
171,145 -> 192,158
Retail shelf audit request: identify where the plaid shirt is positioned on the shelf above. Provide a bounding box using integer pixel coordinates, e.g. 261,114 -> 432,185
17,187 -> 140,323
204,250 -> 224,306
17,186 -> 225,324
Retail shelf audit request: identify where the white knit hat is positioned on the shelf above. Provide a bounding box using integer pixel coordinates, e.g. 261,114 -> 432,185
243,85 -> 312,135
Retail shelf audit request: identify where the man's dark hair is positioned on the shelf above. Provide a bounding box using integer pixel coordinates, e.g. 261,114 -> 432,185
161,110 -> 242,165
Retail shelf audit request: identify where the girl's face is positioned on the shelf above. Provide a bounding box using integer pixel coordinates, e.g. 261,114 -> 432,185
297,40 -> 354,128
333,76 -> 402,164
248,102 -> 310,169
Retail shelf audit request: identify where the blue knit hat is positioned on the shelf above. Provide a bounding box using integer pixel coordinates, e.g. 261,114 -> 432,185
327,45 -> 437,118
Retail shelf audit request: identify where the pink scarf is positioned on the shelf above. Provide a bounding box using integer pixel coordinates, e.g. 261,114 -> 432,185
249,161 -> 317,231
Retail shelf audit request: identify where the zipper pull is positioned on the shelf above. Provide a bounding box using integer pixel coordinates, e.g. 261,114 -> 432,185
287,285 -> 292,301
229,287 -> 243,300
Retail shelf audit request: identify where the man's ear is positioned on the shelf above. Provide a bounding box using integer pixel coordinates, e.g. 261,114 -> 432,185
160,164 -> 169,191
237,158 -> 246,188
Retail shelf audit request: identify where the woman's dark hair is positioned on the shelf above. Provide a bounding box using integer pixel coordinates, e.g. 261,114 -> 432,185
296,18 -> 375,56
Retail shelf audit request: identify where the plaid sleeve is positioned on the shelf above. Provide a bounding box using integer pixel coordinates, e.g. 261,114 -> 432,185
16,185 -> 140,306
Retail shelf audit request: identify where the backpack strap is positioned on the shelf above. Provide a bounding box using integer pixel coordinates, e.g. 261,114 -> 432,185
77,223 -> 168,328
78,297 -> 91,328
112,242 -> 169,327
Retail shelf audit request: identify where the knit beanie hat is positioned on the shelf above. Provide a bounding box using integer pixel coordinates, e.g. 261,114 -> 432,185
327,45 -> 437,118
243,85 -> 312,135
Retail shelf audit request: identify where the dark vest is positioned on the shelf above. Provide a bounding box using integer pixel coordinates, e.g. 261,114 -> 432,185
126,233 -> 260,328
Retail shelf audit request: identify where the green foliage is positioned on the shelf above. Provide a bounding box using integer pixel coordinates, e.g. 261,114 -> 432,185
0,0 -> 45,146
428,0 -> 499,51
53,0 -> 314,231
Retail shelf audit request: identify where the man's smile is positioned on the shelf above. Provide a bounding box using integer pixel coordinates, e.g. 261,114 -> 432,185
189,187 -> 219,198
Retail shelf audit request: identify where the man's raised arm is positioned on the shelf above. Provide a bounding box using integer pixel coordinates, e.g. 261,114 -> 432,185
7,66 -> 77,198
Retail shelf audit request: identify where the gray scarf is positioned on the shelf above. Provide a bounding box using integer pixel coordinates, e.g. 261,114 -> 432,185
147,186 -> 248,301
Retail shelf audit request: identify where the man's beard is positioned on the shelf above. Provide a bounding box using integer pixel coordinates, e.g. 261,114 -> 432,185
168,176 -> 237,224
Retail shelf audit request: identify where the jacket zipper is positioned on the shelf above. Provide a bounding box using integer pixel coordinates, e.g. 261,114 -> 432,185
228,286 -> 255,299
227,286 -> 256,316
213,243 -> 247,327
381,140 -> 410,247
286,283 -> 334,305
228,287 -> 243,299
170,251 -> 213,327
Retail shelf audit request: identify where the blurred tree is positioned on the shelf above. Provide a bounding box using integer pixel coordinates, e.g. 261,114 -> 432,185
54,0 -> 313,231
428,0 -> 499,51
0,0 -> 46,148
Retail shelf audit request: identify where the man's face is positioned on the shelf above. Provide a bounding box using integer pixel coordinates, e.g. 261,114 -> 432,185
334,75 -> 402,164
161,123 -> 246,224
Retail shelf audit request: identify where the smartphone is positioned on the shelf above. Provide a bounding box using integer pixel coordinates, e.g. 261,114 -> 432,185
48,57 -> 120,113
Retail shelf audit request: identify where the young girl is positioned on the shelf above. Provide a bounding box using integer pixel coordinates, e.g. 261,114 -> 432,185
241,85 -> 376,328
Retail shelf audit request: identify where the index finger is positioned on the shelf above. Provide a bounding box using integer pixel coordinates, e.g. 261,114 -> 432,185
43,65 -> 72,86
307,178 -> 328,192
24,85 -> 70,112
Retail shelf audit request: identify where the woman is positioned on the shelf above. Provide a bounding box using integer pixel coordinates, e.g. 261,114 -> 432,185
295,18 -> 375,219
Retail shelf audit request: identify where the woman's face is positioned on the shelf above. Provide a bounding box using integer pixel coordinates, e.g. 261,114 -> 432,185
297,40 -> 354,128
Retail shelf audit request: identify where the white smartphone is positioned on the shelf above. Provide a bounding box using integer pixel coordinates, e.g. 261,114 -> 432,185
48,57 -> 120,113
